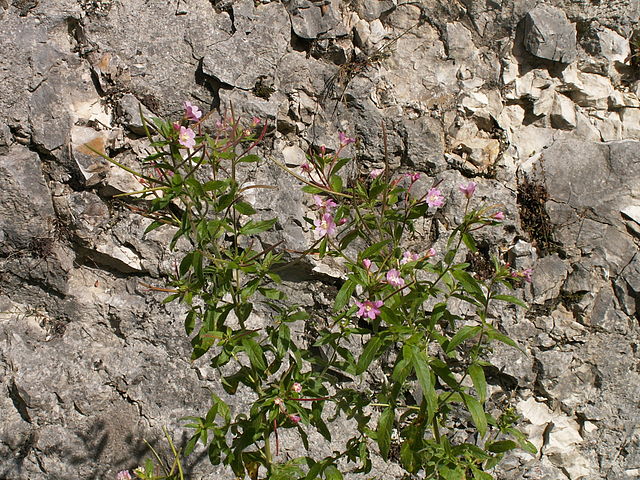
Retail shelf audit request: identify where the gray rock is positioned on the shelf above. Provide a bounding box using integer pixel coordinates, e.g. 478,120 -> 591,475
352,0 -> 395,21
0,145 -> 56,249
202,0 -> 290,90
522,5 -> 577,64
285,0 -> 344,39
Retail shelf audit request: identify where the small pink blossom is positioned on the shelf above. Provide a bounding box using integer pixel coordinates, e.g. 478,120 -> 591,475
292,382 -> 302,393
492,211 -> 505,221
314,213 -> 336,238
386,269 -> 405,288
289,414 -> 301,424
426,188 -> 445,208
274,397 -> 283,405
338,132 -> 355,145
355,300 -> 384,320
363,258 -> 372,270
338,218 -> 347,225
178,126 -> 196,149
370,168 -> 384,179
183,101 -> 202,122
251,116 -> 261,126
300,162 -> 313,173
116,471 -> 132,480
313,195 -> 337,211
511,268 -> 533,283
426,247 -> 436,258
407,172 -> 421,182
400,251 -> 420,265
459,181 -> 477,199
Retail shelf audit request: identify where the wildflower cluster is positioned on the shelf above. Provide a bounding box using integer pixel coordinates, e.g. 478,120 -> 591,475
104,104 -> 535,480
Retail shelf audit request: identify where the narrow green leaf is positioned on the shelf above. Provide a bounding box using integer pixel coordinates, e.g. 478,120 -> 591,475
238,154 -> 261,163
329,174 -> 343,193
233,201 -> 256,215
486,326 -> 523,352
486,440 -> 517,453
241,337 -> 266,371
462,393 -> 488,437
361,240 -> 390,259
376,407 -> 394,459
334,277 -> 356,312
491,294 -> 528,309
468,364 -> 487,404
239,218 -> 277,236
356,336 -> 383,375
301,185 -> 323,194
324,465 -> 343,480
446,325 -> 482,354
185,311 -> 196,335
410,347 -> 436,423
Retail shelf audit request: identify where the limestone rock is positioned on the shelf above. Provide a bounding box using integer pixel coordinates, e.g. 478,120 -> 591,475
203,0 -> 290,89
286,0 -> 345,39
522,5 -> 577,64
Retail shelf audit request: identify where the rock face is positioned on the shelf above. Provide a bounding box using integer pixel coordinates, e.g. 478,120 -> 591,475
522,5 -> 577,64
0,0 -> 639,479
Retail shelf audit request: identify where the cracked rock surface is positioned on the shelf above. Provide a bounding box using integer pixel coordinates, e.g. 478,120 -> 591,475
1,0 -> 639,479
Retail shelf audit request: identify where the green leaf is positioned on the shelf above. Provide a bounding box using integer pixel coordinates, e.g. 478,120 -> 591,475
486,326 -> 523,352
238,154 -> 261,163
356,336 -> 383,375
409,347 -> 436,423
491,294 -> 528,309
324,465 -> 343,480
486,440 -> 517,453
376,407 -> 394,459
462,393 -> 488,438
329,174 -> 343,193
203,180 -> 228,192
233,201 -> 256,215
185,311 -> 196,335
301,185 -> 323,194
468,364 -> 487,404
446,325 -> 482,354
239,218 -> 277,236
334,277 -> 356,312
361,240 -> 390,259
241,337 -> 267,372
462,232 -> 477,252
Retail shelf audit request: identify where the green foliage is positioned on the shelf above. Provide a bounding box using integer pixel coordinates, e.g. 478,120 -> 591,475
104,105 -> 536,480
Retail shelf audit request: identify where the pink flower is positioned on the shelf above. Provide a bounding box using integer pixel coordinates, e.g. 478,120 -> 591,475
426,188 -> 444,208
314,213 -> 336,238
116,471 -> 132,480
292,382 -> 302,393
338,218 -> 347,225
370,168 -> 384,179
363,259 -> 372,270
511,268 -> 533,283
313,195 -> 337,211
492,211 -> 505,221
426,247 -> 436,258
355,300 -> 384,320
178,126 -> 196,149
289,414 -> 301,424
400,251 -> 419,265
251,116 -> 261,126
300,162 -> 313,173
274,397 -> 283,405
407,172 -> 421,182
386,269 -> 405,288
459,181 -> 477,199
338,132 -> 355,145
183,101 -> 202,122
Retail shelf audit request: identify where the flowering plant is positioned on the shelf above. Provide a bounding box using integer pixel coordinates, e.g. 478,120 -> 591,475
101,103 -> 535,480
